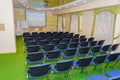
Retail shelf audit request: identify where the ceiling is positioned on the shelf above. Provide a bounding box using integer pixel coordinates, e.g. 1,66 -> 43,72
13,0 -> 94,11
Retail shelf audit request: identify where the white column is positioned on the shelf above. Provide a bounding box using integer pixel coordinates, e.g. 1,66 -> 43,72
0,0 -> 16,53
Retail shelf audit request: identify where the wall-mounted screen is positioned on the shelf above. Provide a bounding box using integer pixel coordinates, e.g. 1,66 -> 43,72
26,10 -> 46,27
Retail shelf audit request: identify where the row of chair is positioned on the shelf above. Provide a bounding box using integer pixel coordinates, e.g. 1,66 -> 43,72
23,32 -> 81,38
28,53 -> 120,80
27,44 -> 119,64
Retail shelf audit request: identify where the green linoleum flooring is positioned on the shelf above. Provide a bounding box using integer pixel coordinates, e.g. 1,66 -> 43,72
0,36 -> 120,80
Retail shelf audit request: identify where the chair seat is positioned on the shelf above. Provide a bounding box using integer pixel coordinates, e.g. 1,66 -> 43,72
86,74 -> 107,80
106,70 -> 120,77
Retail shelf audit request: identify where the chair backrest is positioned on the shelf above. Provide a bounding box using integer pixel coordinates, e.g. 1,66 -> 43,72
76,57 -> 93,67
92,54 -> 108,64
46,50 -> 60,59
26,42 -> 38,46
64,48 -> 77,56
71,38 -> 79,42
23,32 -> 31,37
27,45 -> 40,53
79,47 -> 90,54
61,38 -> 70,43
39,40 -> 49,46
27,52 -> 43,62
110,44 -> 120,51
79,35 -> 86,39
35,37 -> 44,42
101,44 -> 111,52
91,46 -> 101,53
97,40 -> 105,46
89,41 -> 97,47
24,37 -> 34,43
88,37 -> 94,42
80,41 -> 89,47
69,42 -> 78,48
50,39 -> 60,45
43,44 -> 55,51
79,38 -> 87,42
73,34 -> 80,38
55,60 -> 73,71
28,64 -> 51,78
106,53 -> 120,62
57,43 -> 68,49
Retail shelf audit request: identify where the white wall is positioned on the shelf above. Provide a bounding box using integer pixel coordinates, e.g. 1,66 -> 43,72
0,0 -> 16,53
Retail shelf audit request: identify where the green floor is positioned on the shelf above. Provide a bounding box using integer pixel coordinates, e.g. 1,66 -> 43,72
0,36 -> 120,80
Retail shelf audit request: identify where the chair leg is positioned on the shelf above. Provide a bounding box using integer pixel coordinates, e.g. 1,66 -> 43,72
93,66 -> 97,70
105,63 -> 109,68
80,68 -> 84,73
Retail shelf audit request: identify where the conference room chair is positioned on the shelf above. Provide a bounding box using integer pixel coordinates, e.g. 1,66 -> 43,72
68,42 -> 79,48
109,43 -> 120,52
31,32 -> 38,36
25,41 -> 38,47
73,34 -> 80,38
97,40 -> 105,46
88,37 -> 95,42
79,38 -> 87,42
23,32 -> 32,37
35,37 -> 44,42
105,53 -> 120,68
50,39 -> 60,45
89,46 -> 102,56
61,48 -> 77,59
56,43 -> 68,51
44,50 -> 60,61
71,38 -> 79,43
27,52 -> 44,64
91,54 -> 108,73
73,57 -> 93,74
89,41 -> 97,47
26,45 -> 40,53
28,64 -> 51,79
24,37 -> 35,43
42,44 -> 55,52
60,38 -> 70,44
100,44 -> 111,53
39,40 -> 49,47
67,33 -> 74,38
80,41 -> 89,47
51,60 -> 73,80
86,71 -> 120,80
79,35 -> 86,39
77,47 -> 90,56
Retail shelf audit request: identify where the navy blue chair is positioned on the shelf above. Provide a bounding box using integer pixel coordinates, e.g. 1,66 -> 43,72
89,46 -> 101,56
79,38 -> 87,42
73,34 -> 80,38
109,44 -> 119,52
89,41 -> 97,47
97,40 -> 105,46
100,44 -> 111,53
43,44 -> 55,52
27,45 -> 40,53
68,42 -> 78,48
28,64 -> 51,79
77,47 -> 90,56
57,43 -> 68,50
24,37 -> 35,43
51,60 -> 73,80
62,48 -> 77,58
105,53 -> 120,68
71,38 -> 79,43
60,38 -> 70,44
39,40 -> 49,47
80,41 -> 89,47
50,39 -> 60,45
86,70 -> 120,80
73,57 -> 93,73
23,32 -> 32,37
44,50 -> 60,61
27,52 -> 43,64
25,41 -> 38,46
91,54 -> 107,72
32,32 -> 38,36
88,37 -> 94,42
79,35 -> 86,39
